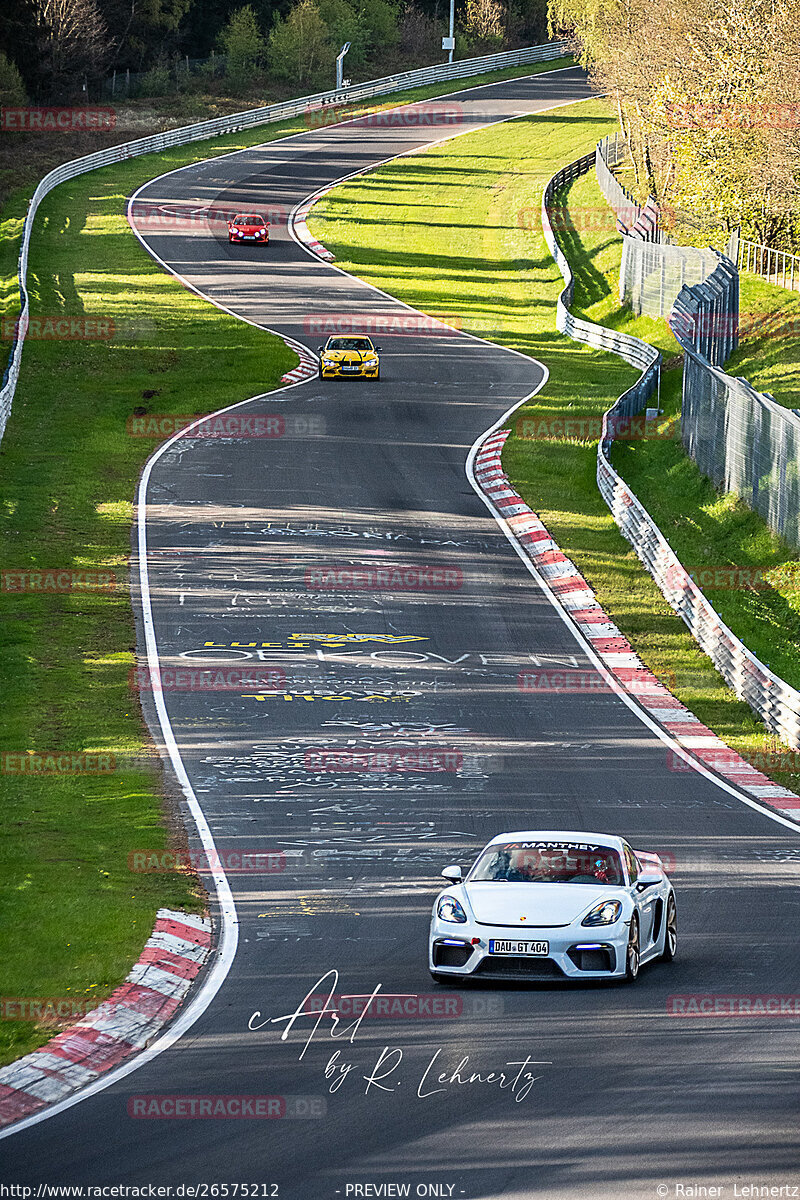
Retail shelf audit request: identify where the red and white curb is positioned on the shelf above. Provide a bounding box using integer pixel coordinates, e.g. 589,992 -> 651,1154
0,909 -> 211,1128
292,196 -> 336,261
279,330 -> 319,384
474,429 -> 800,820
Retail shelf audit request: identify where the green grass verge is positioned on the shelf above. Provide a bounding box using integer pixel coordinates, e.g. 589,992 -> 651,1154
0,158 -> 296,1067
308,98 -> 800,796
724,273 -> 800,410
0,55 -> 573,1067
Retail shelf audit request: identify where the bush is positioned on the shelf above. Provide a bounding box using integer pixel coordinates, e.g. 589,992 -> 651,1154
138,61 -> 172,97
398,4 -> 439,62
0,52 -> 26,105
458,0 -> 507,55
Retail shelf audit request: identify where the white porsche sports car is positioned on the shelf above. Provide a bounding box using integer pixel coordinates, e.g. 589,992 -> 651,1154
429,830 -> 676,984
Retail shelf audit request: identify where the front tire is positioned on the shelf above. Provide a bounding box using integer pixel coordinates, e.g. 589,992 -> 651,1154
661,895 -> 677,961
624,915 -> 640,983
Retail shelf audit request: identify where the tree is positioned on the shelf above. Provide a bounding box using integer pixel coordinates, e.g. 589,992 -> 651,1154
508,0 -> 547,45
98,0 -> 194,70
0,52 -> 27,104
398,3 -> 439,61
0,0 -> 39,96
268,0 -> 333,86
547,0 -> 800,248
461,0 -> 506,50
35,0 -> 111,99
219,4 -> 266,91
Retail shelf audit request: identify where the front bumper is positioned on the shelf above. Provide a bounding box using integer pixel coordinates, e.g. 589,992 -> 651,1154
228,233 -> 269,243
320,363 -> 379,379
429,919 -> 628,982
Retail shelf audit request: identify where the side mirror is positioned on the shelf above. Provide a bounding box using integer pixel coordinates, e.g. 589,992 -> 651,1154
636,871 -> 661,891
374,345 -> 383,352
441,864 -> 462,884
317,346 -> 324,352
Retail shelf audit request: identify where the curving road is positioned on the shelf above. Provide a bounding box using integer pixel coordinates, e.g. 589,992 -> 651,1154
4,66 -> 800,1199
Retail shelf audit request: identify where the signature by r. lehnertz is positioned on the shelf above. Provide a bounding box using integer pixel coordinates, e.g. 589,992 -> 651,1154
248,969 -> 550,1103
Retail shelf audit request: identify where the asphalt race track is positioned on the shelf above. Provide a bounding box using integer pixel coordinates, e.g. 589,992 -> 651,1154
3,66 -> 800,1198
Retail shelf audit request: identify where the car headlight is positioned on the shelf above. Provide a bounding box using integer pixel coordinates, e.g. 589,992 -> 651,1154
581,899 -> 622,926
322,358 -> 334,366
365,358 -> 378,367
437,895 -> 467,923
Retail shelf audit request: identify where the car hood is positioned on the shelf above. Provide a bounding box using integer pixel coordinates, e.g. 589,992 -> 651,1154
323,350 -> 374,362
230,223 -> 266,232
464,882 -> 621,927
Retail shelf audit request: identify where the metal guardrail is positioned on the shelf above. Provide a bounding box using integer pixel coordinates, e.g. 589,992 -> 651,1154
0,40 -> 568,446
596,448 -> 800,748
540,154 -> 661,401
541,150 -> 800,750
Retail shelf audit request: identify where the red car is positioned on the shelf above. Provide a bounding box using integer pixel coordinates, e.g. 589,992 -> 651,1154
228,213 -> 269,245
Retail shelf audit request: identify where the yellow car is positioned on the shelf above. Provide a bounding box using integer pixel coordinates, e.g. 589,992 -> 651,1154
317,335 -> 382,381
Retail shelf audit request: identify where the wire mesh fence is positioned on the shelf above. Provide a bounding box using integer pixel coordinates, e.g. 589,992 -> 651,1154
594,133 -> 647,233
596,136 -> 734,322
673,268 -> 800,550
101,56 -> 228,99
668,257 -> 739,368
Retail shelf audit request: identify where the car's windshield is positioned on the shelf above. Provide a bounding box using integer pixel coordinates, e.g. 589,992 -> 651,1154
234,215 -> 264,225
470,841 -> 624,885
327,338 -> 372,351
